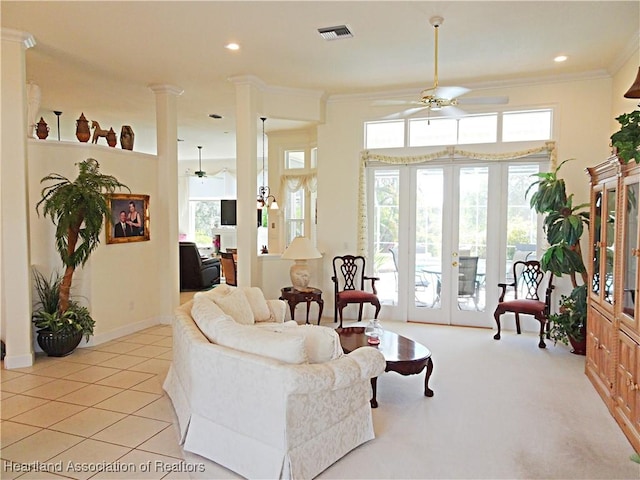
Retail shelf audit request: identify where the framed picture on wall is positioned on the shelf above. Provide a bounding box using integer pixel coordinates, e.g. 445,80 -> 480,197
106,194 -> 150,244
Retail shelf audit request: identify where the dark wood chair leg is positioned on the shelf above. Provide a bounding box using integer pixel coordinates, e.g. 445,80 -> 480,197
515,313 -> 522,334
493,309 -> 502,340
357,303 -> 364,322
537,316 -> 547,348
372,300 -> 381,319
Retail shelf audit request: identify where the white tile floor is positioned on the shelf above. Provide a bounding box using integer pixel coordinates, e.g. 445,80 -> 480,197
0,323 -> 206,480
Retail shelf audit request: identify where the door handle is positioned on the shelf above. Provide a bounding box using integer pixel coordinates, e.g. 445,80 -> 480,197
452,261 -> 458,267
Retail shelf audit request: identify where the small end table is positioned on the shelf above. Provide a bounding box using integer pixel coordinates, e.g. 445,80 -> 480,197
280,287 -> 324,325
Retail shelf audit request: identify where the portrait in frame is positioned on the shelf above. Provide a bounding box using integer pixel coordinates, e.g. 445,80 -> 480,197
106,194 -> 150,244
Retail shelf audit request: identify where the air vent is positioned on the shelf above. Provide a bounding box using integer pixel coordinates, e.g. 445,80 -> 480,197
318,25 -> 353,41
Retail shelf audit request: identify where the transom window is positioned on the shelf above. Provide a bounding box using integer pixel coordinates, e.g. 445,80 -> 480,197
366,108 -> 552,149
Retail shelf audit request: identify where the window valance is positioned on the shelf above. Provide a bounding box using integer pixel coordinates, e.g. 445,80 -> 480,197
278,172 -> 317,210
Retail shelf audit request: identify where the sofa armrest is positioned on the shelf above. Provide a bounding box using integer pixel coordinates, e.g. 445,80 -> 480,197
347,347 -> 387,380
283,347 -> 386,394
266,299 -> 286,323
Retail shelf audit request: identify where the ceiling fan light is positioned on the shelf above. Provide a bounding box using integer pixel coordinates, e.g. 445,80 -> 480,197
624,67 -> 640,99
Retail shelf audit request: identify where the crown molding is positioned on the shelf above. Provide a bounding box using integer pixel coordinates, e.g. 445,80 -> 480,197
608,30 -> 640,75
1,28 -> 35,49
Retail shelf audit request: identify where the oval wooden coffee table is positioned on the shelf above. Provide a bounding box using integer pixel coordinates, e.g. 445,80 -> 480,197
336,326 -> 434,408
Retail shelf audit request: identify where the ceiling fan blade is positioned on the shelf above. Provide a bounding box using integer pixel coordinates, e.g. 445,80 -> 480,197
457,95 -> 509,105
373,99 -> 423,107
439,105 -> 468,118
381,107 -> 428,120
431,85 -> 470,100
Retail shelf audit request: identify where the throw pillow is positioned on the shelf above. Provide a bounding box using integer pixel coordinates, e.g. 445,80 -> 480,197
242,287 -> 272,322
191,296 -> 232,342
212,287 -> 255,325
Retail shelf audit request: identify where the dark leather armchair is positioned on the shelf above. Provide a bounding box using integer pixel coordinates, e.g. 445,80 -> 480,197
179,242 -> 221,291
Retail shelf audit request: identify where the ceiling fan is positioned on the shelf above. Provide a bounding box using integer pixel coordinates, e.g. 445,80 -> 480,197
194,145 -> 206,178
378,16 -> 508,119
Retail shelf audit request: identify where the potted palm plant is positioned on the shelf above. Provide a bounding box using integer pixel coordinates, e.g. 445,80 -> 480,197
526,159 -> 589,353
34,158 -> 128,355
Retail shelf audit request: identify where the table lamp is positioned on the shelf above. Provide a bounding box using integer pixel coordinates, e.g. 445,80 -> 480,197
281,236 -> 322,292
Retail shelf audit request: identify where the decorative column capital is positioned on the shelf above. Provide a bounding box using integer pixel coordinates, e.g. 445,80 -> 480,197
148,84 -> 184,96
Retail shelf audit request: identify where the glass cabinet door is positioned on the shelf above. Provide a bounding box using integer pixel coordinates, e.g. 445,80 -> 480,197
620,180 -> 639,323
604,186 -> 616,305
591,189 -> 602,297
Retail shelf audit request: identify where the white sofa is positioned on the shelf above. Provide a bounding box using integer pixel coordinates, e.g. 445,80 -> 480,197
164,286 -> 386,479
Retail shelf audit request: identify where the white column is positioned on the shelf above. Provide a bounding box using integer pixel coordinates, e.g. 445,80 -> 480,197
149,84 -> 183,321
1,30 -> 36,368
230,75 -> 262,285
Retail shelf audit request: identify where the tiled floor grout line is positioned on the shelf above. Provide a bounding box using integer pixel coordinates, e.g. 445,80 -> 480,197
1,324 -> 182,480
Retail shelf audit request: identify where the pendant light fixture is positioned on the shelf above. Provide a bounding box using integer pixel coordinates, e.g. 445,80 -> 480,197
624,67 -> 640,99
195,145 -> 206,178
257,117 -> 279,210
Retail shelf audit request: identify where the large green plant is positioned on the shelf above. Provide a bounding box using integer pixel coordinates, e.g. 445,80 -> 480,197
526,159 -> 589,345
36,158 -> 128,314
611,109 -> 640,164
32,269 -> 95,341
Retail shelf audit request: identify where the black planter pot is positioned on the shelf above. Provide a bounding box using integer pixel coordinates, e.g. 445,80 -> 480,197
37,330 -> 83,357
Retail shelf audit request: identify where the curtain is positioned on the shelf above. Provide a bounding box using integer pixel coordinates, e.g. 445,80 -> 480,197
278,172 -> 317,210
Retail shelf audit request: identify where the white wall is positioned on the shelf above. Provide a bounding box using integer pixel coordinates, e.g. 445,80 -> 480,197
27,140 -> 165,346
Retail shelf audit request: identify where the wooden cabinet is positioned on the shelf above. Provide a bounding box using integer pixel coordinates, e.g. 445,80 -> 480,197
614,330 -> 640,449
586,303 -> 616,406
586,156 -> 640,453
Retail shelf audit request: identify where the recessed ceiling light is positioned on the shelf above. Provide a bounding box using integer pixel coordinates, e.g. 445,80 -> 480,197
225,43 -> 240,51
554,55 -> 568,63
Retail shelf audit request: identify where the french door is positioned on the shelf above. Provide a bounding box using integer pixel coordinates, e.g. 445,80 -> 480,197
370,158 -> 544,327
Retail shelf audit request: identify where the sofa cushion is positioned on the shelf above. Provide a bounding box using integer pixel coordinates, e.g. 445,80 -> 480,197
214,321 -> 308,364
242,287 -> 272,323
192,295 -> 307,363
194,284 -> 233,302
258,323 -> 343,364
211,287 -> 255,325
191,296 -> 231,342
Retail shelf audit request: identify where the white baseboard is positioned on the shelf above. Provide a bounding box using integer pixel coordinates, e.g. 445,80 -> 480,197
83,315 -> 166,347
4,352 -> 35,369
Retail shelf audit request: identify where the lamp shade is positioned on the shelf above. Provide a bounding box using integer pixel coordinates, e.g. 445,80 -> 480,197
281,236 -> 321,260
624,67 -> 640,99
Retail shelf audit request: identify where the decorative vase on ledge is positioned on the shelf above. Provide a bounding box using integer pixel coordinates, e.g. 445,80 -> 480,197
36,117 -> 49,140
120,125 -> 134,150
106,128 -> 117,147
76,113 -> 90,142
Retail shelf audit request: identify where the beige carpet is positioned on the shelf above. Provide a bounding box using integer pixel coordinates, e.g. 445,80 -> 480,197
184,319 -> 639,480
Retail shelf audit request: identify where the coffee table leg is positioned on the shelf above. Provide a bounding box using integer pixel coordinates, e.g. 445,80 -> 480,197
370,377 -> 378,408
424,357 -> 434,397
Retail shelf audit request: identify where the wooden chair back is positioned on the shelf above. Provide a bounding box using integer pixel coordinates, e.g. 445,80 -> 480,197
220,251 -> 237,286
